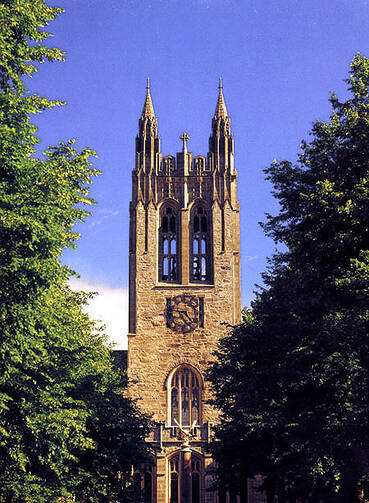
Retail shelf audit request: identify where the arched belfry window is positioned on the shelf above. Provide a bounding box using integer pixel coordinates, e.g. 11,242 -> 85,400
169,366 -> 201,427
159,205 -> 179,282
190,204 -> 211,282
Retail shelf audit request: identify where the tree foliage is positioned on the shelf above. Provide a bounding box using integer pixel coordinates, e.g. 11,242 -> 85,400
0,2 -> 149,501
209,54 -> 369,503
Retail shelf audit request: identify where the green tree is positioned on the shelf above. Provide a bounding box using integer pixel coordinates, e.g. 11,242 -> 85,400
209,54 -> 369,503
0,2 -> 150,501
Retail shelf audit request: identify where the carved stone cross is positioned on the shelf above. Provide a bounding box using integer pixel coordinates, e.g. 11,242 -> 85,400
180,132 -> 190,153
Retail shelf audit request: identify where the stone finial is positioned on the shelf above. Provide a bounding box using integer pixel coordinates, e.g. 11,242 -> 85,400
141,78 -> 155,118
214,77 -> 228,119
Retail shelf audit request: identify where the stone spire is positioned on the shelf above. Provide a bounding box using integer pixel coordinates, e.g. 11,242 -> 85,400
208,78 -> 234,178
210,78 -> 232,142
137,78 -> 159,139
136,79 -> 161,179
141,78 -> 155,118
214,78 -> 228,119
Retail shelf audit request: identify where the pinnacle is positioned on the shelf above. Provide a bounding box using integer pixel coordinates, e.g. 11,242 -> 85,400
141,78 -> 155,118
214,77 -> 228,119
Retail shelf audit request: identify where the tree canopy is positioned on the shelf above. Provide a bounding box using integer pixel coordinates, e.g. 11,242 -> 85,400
208,54 -> 369,503
0,2 -> 149,501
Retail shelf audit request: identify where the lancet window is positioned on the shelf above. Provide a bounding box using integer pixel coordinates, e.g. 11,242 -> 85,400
169,367 -> 201,427
169,455 -> 179,503
190,204 -> 211,282
159,205 -> 179,282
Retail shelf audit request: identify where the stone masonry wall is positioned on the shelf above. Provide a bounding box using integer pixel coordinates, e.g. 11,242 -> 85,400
127,197 -> 240,424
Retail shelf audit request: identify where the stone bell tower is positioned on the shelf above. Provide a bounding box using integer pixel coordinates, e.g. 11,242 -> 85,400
127,79 -> 241,503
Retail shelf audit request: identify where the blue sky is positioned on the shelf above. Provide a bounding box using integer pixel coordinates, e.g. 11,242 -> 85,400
28,0 -> 369,347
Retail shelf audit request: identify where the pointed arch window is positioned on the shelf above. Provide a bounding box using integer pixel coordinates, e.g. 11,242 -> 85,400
190,205 -> 211,282
169,367 -> 201,427
159,205 -> 179,282
191,458 -> 201,503
169,455 -> 179,503
132,463 -> 155,503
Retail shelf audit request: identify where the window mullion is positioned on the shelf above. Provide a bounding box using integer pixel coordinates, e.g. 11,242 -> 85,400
178,372 -> 182,425
189,382 -> 192,426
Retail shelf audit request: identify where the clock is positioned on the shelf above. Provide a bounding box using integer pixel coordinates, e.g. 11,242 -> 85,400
166,294 -> 199,334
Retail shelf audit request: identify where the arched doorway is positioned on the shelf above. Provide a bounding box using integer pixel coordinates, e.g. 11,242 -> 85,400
168,451 -> 202,503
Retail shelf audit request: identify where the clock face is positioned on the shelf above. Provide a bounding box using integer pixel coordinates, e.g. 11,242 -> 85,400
166,294 -> 199,334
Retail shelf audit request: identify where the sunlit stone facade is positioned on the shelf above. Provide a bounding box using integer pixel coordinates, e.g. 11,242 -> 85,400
127,80 -> 241,503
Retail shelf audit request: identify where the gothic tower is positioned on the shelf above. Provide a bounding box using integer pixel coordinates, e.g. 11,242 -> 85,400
127,80 -> 241,503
